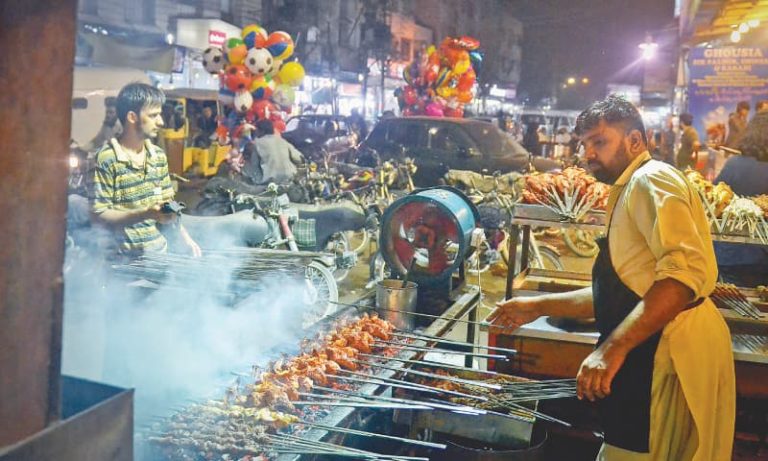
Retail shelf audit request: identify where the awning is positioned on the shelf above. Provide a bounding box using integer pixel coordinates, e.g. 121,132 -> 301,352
80,33 -> 176,73
687,0 -> 768,44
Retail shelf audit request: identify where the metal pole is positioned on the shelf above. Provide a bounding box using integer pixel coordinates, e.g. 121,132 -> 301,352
505,224 -> 520,299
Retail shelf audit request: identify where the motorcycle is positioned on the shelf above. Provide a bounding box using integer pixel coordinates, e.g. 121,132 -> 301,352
181,185 -> 365,283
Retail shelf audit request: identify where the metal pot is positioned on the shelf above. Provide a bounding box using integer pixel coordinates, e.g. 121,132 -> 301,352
376,279 -> 418,330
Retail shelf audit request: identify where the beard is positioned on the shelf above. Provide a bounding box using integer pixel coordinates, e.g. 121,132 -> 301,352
588,141 -> 630,184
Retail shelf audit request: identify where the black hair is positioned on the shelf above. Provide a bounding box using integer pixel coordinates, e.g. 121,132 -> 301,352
104,97 -> 117,108
116,83 -> 165,125
737,112 -> 768,162
736,101 -> 750,112
255,118 -> 275,135
575,94 -> 648,146
679,113 -> 694,126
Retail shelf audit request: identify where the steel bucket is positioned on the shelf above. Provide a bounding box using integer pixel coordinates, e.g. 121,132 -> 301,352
376,279 -> 418,330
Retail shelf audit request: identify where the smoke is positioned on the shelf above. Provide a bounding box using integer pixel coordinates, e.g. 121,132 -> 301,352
61,204 -> 314,429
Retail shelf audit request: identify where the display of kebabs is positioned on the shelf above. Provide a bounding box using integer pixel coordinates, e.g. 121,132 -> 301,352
752,195 -> 768,219
685,169 -> 734,218
521,167 -> 610,218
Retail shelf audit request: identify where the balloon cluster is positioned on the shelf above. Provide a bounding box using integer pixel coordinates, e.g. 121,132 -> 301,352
396,36 -> 482,118
201,24 -> 305,147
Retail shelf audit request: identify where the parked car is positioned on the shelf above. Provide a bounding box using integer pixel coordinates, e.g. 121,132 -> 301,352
283,115 -> 358,163
347,117 -> 559,186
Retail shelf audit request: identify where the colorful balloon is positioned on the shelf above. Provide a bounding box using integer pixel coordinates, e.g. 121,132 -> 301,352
264,31 -> 294,61
202,47 -> 226,74
452,56 -> 471,76
224,65 -> 253,92
250,78 -> 273,100
249,99 -> 276,121
456,90 -> 473,104
424,101 -> 444,117
266,59 -> 282,79
403,86 -> 418,105
225,38 -> 248,65
278,61 -> 305,87
435,67 -> 452,88
233,90 -> 253,113
444,106 -> 464,118
244,47 -> 275,77
272,84 -> 296,109
456,68 -> 476,92
241,24 -> 267,49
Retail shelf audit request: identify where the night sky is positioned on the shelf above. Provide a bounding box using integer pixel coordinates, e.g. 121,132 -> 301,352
510,0 -> 676,108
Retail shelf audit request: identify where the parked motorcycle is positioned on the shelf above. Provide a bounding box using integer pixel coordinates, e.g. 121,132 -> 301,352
181,186 -> 364,283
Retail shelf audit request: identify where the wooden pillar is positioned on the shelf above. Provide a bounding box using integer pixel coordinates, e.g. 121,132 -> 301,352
0,0 -> 77,447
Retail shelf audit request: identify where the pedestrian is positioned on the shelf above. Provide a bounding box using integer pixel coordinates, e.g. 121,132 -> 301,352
251,119 -> 304,184
490,95 -> 735,461
84,98 -> 122,152
90,83 -> 201,258
676,113 -> 700,170
193,104 -> 217,147
724,100 -> 749,149
755,99 -> 768,115
523,122 -> 542,156
714,111 -> 768,287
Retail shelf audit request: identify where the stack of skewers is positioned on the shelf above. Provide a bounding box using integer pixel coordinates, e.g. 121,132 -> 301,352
148,314 -> 577,460
711,283 -> 764,319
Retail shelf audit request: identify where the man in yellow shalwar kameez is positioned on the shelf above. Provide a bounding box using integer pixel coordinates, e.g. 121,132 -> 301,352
490,95 -> 735,460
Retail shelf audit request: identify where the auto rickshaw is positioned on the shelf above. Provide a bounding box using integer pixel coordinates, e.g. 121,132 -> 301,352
157,88 -> 230,177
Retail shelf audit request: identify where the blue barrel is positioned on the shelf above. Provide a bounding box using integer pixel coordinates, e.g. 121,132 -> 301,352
379,186 -> 480,283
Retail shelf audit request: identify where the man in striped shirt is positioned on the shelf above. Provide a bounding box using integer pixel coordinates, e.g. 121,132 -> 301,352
91,83 -> 201,258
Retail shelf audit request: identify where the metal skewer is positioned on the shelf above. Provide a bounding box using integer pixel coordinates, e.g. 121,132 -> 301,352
339,370 -> 488,401
376,339 -> 509,360
310,385 -> 485,414
358,352 -> 502,377
329,300 -> 490,327
348,358 -> 502,390
291,400 -> 434,410
392,331 -> 519,355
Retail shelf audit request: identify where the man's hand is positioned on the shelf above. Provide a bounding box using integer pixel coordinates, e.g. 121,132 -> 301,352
576,343 -> 627,402
179,225 -> 202,258
487,297 -> 542,334
147,203 -> 178,225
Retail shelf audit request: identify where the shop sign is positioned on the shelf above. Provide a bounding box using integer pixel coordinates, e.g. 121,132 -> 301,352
208,30 -> 227,47
688,46 -> 768,141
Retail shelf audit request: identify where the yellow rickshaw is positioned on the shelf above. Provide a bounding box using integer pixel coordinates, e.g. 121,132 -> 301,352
158,88 -> 230,177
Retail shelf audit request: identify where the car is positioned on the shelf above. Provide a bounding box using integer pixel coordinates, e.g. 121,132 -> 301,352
283,114 -> 359,163
348,116 -> 558,186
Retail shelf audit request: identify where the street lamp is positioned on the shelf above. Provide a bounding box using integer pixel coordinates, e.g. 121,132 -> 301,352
581,77 -> 590,84
566,77 -> 576,85
638,39 -> 658,61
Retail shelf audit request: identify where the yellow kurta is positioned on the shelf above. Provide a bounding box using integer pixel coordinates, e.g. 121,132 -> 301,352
598,152 -> 735,461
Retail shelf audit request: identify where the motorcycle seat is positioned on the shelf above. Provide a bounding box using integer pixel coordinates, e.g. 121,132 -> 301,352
181,210 -> 269,249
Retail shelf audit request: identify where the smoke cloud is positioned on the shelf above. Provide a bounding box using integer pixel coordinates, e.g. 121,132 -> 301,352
61,214 -> 314,434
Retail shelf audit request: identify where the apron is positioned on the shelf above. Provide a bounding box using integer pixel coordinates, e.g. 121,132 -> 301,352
592,160 -> 703,452
592,235 -> 661,452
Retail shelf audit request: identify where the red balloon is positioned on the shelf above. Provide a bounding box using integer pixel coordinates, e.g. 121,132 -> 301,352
249,99 -> 276,120
271,116 -> 287,133
444,107 -> 464,118
457,68 -> 476,92
224,65 -> 253,92
403,86 -> 418,105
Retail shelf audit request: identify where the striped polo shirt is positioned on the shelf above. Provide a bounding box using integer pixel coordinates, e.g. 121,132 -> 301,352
91,138 -> 175,254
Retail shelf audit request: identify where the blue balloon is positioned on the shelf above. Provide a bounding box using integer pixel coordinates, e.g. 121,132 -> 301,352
469,51 -> 483,74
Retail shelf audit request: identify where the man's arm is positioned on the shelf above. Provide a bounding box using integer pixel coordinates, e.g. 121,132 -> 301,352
287,142 -> 304,165
576,278 -> 693,401
488,286 -> 594,333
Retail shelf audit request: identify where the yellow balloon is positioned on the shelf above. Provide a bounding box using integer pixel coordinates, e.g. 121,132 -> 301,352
436,86 -> 456,99
278,61 -> 305,87
426,45 -> 436,56
453,58 -> 470,76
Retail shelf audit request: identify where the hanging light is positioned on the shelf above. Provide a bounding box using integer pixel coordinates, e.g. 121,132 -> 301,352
747,19 -> 760,28
738,23 -> 750,33
730,30 -> 742,43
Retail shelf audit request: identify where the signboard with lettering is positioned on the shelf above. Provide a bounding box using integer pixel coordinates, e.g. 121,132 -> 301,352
688,47 -> 768,143
208,30 -> 227,47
